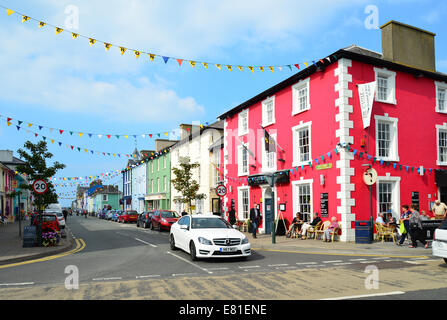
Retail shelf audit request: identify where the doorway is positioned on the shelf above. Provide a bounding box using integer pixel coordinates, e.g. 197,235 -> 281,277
263,187 -> 273,234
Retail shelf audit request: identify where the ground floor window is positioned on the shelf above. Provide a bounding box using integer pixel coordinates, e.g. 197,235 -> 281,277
378,182 -> 393,214
238,187 -> 250,220
376,177 -> 401,219
293,180 -> 313,222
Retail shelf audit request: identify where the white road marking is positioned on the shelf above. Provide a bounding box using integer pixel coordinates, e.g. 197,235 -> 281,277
333,262 -> 353,266
268,264 -> 289,267
134,237 -> 157,248
296,262 -> 317,265
359,261 -> 378,264
172,273 -> 198,277
372,257 -> 390,260
207,267 -> 230,271
136,275 -> 161,279
306,265 -> 326,268
349,258 -> 367,261
92,277 -> 122,281
321,291 -> 405,300
166,251 -> 213,274
322,260 -> 343,263
0,282 -> 35,286
239,265 -> 260,269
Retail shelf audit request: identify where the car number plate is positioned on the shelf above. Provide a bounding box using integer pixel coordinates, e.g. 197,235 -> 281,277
220,247 -> 237,252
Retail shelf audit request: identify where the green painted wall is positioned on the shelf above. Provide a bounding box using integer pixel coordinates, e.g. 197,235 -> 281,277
95,193 -> 120,210
146,152 -> 171,210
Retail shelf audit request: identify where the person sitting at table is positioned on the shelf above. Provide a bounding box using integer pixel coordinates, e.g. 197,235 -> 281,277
420,210 -> 429,221
375,213 -> 386,226
323,216 -> 339,242
286,212 -> 303,238
300,212 -> 322,240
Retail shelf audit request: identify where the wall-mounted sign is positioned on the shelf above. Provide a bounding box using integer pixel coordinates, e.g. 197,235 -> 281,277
279,203 -> 286,211
412,191 -> 419,209
316,163 -> 333,170
320,193 -> 329,218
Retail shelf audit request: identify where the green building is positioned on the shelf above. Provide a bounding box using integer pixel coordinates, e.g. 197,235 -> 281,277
94,185 -> 121,211
145,140 -> 177,211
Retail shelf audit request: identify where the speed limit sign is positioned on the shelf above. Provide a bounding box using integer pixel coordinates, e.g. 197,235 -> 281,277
32,179 -> 48,194
216,184 -> 227,197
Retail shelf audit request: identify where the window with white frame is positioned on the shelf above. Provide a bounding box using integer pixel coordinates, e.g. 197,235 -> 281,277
238,144 -> 249,176
262,133 -> 277,172
262,97 -> 275,127
238,187 -> 250,220
238,109 -> 249,136
213,151 -> 221,186
375,115 -> 399,161
164,176 -> 167,192
293,180 -> 312,222
374,68 -> 396,104
292,122 -> 311,167
195,198 -> 204,214
436,81 -> 447,113
292,78 -> 310,115
164,156 -> 167,168
437,124 -> 447,165
157,178 -> 160,193
376,176 -> 400,219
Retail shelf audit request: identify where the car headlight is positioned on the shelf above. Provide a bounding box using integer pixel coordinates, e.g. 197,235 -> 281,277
162,218 -> 167,223
241,237 -> 249,244
198,237 -> 212,245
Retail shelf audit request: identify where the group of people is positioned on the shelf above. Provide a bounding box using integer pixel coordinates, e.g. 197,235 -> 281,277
285,212 -> 338,242
375,200 -> 447,248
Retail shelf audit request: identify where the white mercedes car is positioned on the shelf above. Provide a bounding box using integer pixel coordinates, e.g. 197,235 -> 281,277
169,214 -> 251,261
432,220 -> 447,264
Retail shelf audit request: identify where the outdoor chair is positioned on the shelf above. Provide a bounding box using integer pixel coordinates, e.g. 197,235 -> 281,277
315,221 -> 331,240
328,223 -> 341,242
305,221 -> 322,239
375,223 -> 396,243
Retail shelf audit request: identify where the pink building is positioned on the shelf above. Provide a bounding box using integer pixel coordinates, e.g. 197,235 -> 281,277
218,21 -> 447,241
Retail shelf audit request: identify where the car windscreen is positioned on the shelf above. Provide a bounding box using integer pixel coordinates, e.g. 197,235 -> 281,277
191,218 -> 231,229
42,215 -> 57,222
161,211 -> 179,218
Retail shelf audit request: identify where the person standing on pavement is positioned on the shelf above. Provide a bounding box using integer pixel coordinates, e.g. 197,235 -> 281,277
397,205 -> 411,246
249,203 -> 262,238
228,206 -> 236,225
432,200 -> 447,220
408,204 -> 429,249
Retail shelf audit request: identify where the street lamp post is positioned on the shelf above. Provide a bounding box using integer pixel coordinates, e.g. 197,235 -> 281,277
362,164 -> 377,242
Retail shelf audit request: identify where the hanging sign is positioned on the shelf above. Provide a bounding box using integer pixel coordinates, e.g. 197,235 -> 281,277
363,168 -> 378,186
358,81 -> 376,129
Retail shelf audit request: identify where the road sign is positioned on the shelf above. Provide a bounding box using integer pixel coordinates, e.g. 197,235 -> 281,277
32,179 -> 48,194
216,184 -> 227,197
363,168 -> 378,186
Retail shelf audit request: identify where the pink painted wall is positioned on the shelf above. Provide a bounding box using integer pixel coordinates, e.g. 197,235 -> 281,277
224,63 -> 341,228
348,60 -> 445,220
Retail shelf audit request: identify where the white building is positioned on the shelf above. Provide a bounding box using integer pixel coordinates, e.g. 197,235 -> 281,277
132,159 -> 147,213
170,122 -> 224,215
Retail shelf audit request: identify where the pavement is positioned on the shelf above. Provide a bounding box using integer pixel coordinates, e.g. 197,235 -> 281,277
0,217 -> 433,266
0,218 -> 75,265
243,231 -> 433,258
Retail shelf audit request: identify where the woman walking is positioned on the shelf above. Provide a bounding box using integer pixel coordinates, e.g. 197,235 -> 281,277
408,204 -> 429,249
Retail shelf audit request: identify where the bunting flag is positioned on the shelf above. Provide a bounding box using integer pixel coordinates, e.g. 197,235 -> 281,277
1,5 -> 334,74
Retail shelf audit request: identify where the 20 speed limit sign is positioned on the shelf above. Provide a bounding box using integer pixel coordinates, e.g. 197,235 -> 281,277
216,184 -> 227,197
32,179 -> 48,194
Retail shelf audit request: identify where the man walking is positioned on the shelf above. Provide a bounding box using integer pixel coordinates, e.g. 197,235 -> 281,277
408,204 -> 428,249
249,203 -> 261,238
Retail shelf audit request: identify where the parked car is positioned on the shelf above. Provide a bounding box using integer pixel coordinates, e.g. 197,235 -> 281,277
99,209 -> 108,219
106,210 -> 115,220
111,211 -> 120,222
39,213 -> 61,232
150,210 -> 180,231
432,219 -> 447,264
170,214 -> 251,261
44,211 -> 65,229
118,210 -> 139,223
137,211 -> 153,228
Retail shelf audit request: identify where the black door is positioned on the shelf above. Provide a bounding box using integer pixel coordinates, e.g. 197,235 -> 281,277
441,187 -> 447,204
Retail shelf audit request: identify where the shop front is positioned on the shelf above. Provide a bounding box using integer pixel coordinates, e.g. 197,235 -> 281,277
145,193 -> 170,211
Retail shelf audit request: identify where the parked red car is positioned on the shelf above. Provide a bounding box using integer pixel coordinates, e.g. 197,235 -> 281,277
118,210 -> 139,223
150,210 -> 180,231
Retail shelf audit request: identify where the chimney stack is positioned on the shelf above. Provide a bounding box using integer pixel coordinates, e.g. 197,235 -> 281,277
380,20 -> 436,72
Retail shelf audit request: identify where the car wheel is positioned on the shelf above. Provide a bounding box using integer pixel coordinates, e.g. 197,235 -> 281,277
143,222 -> 147,229
150,222 -> 154,230
158,223 -> 162,232
170,234 -> 177,250
189,242 -> 198,261
444,258 -> 447,265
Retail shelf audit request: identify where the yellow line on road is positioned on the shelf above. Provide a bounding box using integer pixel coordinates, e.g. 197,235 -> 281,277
0,238 -> 86,270
252,247 -> 429,259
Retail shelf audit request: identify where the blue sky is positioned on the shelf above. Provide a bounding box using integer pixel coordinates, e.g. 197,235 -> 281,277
0,0 -> 446,206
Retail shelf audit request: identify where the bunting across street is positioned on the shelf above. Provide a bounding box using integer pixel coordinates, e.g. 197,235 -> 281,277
0,5 -> 336,74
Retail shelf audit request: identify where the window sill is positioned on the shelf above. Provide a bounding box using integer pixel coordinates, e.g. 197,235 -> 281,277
436,161 -> 447,166
292,161 -> 311,168
376,156 -> 400,163
375,98 -> 397,105
435,108 -> 447,114
292,107 -> 310,117
262,121 -> 275,128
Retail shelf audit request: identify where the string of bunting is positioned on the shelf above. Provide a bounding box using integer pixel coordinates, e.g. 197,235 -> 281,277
1,5 -> 336,73
3,117 -> 175,159
0,114 -> 212,141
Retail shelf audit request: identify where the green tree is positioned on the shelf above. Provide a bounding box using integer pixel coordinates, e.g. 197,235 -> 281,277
16,140 -> 66,209
171,156 -> 206,214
